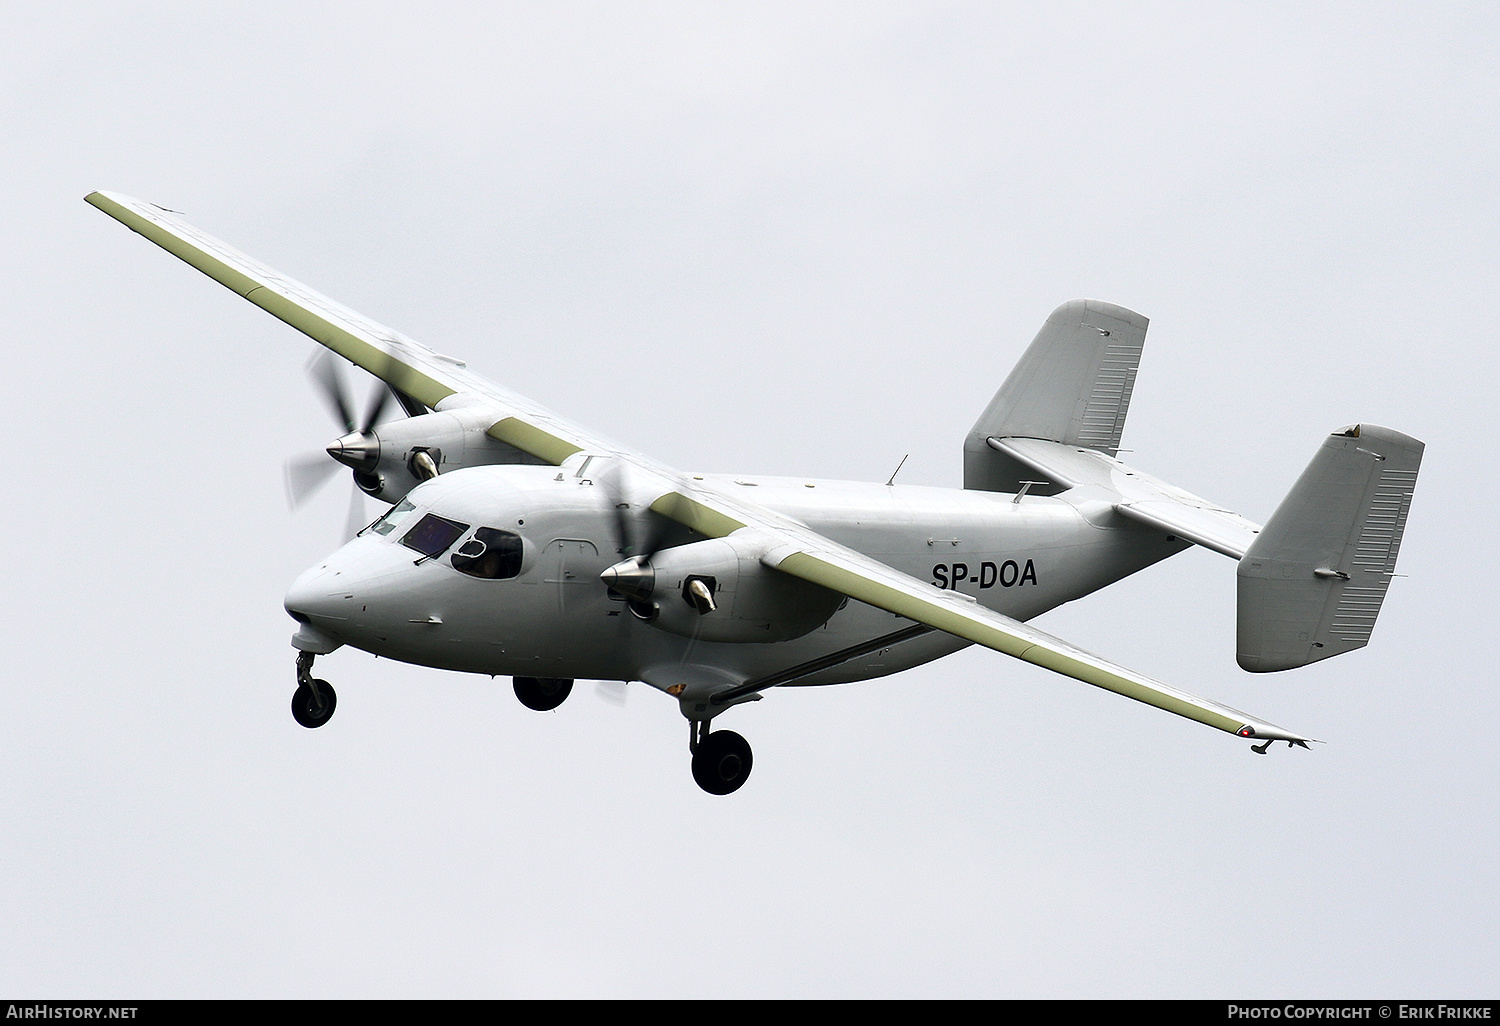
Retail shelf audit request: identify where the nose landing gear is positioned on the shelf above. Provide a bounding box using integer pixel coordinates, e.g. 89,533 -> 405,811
292,651 -> 337,729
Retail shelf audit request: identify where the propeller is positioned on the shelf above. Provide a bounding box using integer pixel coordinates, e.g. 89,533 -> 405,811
594,680 -> 629,707
595,459 -> 679,617
600,460 -> 675,563
283,350 -> 403,539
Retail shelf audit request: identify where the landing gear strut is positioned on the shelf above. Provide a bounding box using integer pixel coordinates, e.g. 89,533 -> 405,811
513,676 -> 573,712
292,651 -> 337,729
689,720 -> 753,795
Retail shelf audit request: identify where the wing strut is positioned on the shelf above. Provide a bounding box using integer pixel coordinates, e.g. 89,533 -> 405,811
709,624 -> 935,706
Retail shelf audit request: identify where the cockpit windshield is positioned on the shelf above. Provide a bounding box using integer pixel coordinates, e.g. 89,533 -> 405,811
401,513 -> 470,558
366,497 -> 417,537
370,499 -> 523,578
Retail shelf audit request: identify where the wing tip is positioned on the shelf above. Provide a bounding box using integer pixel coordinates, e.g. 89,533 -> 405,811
1237,723 -> 1320,745
86,190 -> 183,218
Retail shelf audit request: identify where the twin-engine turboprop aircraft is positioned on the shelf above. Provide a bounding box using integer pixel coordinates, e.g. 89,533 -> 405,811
88,191 -> 1424,794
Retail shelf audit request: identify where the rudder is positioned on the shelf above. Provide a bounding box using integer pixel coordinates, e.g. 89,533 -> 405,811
1237,424 -> 1423,671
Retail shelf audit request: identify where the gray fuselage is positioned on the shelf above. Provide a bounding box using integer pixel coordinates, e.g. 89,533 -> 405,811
285,462 -> 1188,693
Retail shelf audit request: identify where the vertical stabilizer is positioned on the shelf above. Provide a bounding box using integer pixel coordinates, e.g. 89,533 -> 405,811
965,299 -> 1148,492
1237,425 -> 1423,671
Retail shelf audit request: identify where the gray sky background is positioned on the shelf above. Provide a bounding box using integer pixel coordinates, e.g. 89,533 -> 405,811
2,1 -> 1495,998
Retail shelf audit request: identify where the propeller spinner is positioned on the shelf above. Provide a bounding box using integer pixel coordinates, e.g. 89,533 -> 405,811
283,350 -> 424,538
595,460 -> 681,619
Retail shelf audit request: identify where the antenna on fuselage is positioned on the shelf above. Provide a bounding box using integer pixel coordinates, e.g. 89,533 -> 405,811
885,454 -> 909,487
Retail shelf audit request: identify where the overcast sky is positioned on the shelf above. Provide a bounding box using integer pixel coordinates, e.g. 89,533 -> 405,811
2,1 -> 1496,998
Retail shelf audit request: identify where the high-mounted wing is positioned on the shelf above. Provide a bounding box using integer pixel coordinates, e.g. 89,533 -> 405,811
86,191 -> 626,468
90,190 -> 1310,745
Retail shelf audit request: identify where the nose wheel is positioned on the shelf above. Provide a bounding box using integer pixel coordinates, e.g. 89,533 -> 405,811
292,652 -> 337,728
690,722 -> 753,795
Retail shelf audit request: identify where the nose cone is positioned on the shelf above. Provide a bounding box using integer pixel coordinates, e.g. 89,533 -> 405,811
284,537 -> 419,645
284,562 -> 352,624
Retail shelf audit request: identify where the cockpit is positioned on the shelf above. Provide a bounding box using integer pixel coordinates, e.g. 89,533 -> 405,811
286,463 -> 590,667
362,496 -> 525,580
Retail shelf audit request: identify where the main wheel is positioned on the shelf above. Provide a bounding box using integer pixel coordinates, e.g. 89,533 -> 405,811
291,679 -> 337,728
513,676 -> 574,712
691,729 -> 753,795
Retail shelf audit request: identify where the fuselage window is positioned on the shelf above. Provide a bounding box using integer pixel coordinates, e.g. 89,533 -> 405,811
368,497 -> 418,537
451,527 -> 525,580
401,513 -> 470,558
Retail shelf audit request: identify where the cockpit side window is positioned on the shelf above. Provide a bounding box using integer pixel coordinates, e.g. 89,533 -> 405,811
367,497 -> 418,537
401,513 -> 470,558
451,528 -> 524,580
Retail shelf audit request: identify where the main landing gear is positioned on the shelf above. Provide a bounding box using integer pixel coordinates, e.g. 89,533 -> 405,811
292,651 -> 337,729
513,676 -> 573,711
689,720 -> 753,795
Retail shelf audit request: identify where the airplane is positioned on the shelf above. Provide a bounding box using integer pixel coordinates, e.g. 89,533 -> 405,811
87,190 -> 1424,795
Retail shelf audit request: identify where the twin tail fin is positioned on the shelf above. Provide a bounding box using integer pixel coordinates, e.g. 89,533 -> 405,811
1236,424 -> 1423,671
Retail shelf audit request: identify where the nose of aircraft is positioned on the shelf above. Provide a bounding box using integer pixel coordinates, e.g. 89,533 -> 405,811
284,561 -> 353,624
284,535 -> 423,638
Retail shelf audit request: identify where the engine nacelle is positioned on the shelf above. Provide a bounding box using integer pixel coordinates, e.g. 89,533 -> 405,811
337,401 -> 549,504
605,535 -> 843,644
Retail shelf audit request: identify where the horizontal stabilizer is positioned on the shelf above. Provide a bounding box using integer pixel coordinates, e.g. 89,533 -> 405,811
1112,499 -> 1257,560
989,436 -> 1263,559
1237,425 -> 1423,671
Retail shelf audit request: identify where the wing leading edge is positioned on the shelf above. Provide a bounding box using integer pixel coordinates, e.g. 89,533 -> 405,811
89,190 -> 1312,745
86,191 -> 615,468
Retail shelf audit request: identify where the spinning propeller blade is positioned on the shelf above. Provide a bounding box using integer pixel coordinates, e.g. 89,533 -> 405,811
343,487 -> 369,542
595,460 -> 680,612
307,348 -> 357,435
594,681 -> 628,707
283,349 -> 411,525
284,453 -> 341,509
599,460 -> 674,562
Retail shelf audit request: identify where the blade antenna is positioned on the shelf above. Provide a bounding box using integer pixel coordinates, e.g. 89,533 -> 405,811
886,454 -> 909,487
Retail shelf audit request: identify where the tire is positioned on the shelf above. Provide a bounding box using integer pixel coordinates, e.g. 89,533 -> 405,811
291,679 -> 337,728
513,676 -> 574,712
691,729 -> 753,795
